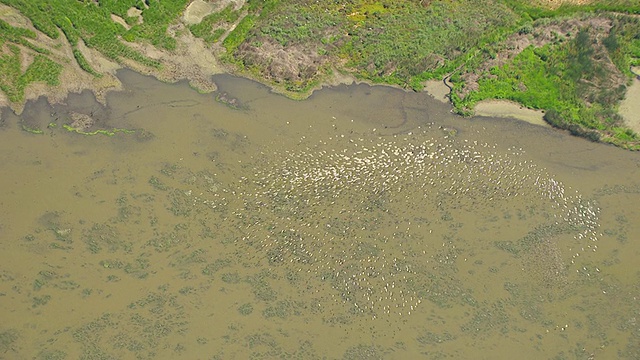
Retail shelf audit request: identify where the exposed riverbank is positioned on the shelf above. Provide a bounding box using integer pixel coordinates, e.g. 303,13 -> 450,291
0,2 -> 223,114
620,66 -> 640,134
1,0 -> 639,148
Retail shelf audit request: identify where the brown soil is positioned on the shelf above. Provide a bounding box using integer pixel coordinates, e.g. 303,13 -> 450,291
110,14 -> 130,30
69,112 -> 96,131
536,0 -> 594,8
122,24 -> 223,93
236,39 -> 326,86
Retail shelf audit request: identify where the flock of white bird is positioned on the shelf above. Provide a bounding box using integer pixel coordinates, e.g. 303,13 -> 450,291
209,130 -> 601,317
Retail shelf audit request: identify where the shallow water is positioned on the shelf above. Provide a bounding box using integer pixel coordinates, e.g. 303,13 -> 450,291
1,70 -> 639,359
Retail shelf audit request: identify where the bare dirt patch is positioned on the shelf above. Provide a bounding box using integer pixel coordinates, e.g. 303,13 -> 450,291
127,7 -> 143,24
183,0 -> 245,24
474,100 -> 549,127
236,39 -> 326,88
110,14 -> 130,30
423,80 -> 450,103
69,112 -> 95,131
183,0 -> 216,25
123,23 -> 223,92
0,3 -> 29,27
619,77 -> 640,135
535,0 -> 595,8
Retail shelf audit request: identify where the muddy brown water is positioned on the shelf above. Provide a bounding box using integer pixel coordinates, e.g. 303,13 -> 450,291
1,70 -> 639,359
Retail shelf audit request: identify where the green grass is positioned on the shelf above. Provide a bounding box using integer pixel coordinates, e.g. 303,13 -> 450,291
204,0 -> 640,149
252,2 -> 345,48
450,14 -> 640,148
460,45 -> 567,111
226,0 -> 523,91
0,20 -> 61,102
223,14 -> 256,54
0,45 -> 62,102
221,0 -> 282,56
189,4 -> 240,44
0,18 -> 49,54
73,49 -> 102,78
0,0 -> 196,104
0,0 -> 184,102
0,0 -> 188,51
2,0 -> 640,148
121,0 -> 189,50
344,0 -> 520,86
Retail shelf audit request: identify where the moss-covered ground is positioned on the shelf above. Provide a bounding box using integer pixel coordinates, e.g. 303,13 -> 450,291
1,0 -> 640,148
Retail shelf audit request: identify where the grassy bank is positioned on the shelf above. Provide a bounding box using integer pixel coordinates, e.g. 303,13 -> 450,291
0,44 -> 61,102
217,0 -> 640,149
449,10 -> 640,148
1,0 -> 640,148
0,0 -> 180,102
222,0 -> 522,91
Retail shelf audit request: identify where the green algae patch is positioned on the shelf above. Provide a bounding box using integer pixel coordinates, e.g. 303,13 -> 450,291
62,124 -> 135,136
20,123 -> 44,135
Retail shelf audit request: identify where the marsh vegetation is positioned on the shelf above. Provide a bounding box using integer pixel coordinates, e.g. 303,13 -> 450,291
1,0 -> 640,145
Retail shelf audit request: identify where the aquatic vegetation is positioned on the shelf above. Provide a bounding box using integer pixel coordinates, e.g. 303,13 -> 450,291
31,294 -> 51,308
72,289 -> 188,359
342,344 -> 387,359
0,330 -> 18,354
35,349 -> 67,360
20,123 -> 44,134
238,302 -> 254,315
82,223 -> 130,254
202,258 -> 232,276
62,124 -> 136,136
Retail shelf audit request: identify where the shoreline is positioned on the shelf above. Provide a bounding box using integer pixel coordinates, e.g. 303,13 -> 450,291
2,48 -> 637,135
1,0 -> 639,147
619,67 -> 640,135
0,1 -> 223,115
473,100 -> 549,127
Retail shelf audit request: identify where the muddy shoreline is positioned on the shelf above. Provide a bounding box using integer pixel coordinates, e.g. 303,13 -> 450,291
2,0 -> 639,139
620,66 -> 640,134
3,52 -> 639,135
